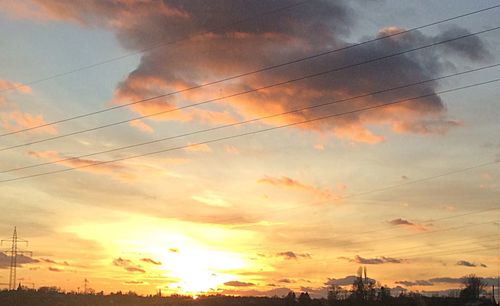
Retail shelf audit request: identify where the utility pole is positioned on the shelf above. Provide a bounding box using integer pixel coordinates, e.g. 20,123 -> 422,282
1,227 -> 32,290
84,278 -> 88,294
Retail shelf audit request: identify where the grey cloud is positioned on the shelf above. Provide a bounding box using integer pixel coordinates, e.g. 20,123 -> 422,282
395,280 -> 434,287
278,279 -> 294,284
456,260 -> 487,268
325,275 -> 375,286
342,255 -> 404,264
224,281 -> 255,287
434,25 -> 492,62
388,218 -> 414,226
276,251 -> 311,260
429,276 -> 498,286
220,287 -> 293,297
0,252 -> 39,269
428,277 -> 463,284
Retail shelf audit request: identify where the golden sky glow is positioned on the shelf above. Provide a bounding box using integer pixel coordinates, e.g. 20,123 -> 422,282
0,0 -> 499,298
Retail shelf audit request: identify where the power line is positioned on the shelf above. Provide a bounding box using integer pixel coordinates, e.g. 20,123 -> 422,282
247,220 -> 499,266
367,234 -> 500,257
310,161 -> 500,206
2,63 -> 498,173
1,76 -> 499,183
1,78 -> 498,253
258,207 -> 500,251
2,25 -> 500,149
332,238 -> 498,265
0,0 -> 310,94
271,220 -> 498,255
1,4 -> 499,137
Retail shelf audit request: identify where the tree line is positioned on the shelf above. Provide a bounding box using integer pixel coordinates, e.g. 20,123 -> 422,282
0,269 -> 495,306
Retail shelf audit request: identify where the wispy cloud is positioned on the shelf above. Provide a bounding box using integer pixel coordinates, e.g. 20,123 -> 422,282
224,281 -> 255,287
259,176 -> 341,201
184,143 -> 212,153
191,191 -> 231,207
112,257 -> 146,274
0,111 -> 57,135
340,255 -> 404,265
388,218 -> 427,231
395,280 -> 433,287
0,79 -> 32,94
129,119 -> 154,133
456,260 -> 487,268
48,266 -> 63,272
276,251 -> 311,260
28,150 -> 130,179
140,258 -> 162,265
278,279 -> 295,284
39,258 -> 70,266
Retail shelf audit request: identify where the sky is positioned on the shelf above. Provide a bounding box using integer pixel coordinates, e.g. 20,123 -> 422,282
0,0 -> 499,298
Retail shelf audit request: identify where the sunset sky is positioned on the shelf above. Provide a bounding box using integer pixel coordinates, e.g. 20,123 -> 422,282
0,0 -> 499,297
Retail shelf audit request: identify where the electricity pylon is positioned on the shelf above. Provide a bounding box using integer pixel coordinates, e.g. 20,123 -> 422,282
1,227 -> 32,290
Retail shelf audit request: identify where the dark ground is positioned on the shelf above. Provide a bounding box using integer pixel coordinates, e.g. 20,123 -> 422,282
0,290 -> 497,306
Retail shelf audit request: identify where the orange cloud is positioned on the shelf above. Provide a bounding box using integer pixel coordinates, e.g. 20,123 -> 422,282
28,150 -> 130,179
129,119 -> 154,133
0,79 -> 32,94
224,145 -> 240,155
0,0 -> 189,25
258,176 -> 341,201
184,143 -> 212,153
140,258 -> 161,265
191,191 -> 231,208
0,111 -> 57,134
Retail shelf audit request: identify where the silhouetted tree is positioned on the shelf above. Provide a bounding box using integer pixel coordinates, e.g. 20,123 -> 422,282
285,291 -> 297,305
327,284 -> 341,305
350,267 -> 366,302
459,274 -> 486,302
350,266 -> 378,302
298,292 -> 311,306
378,286 -> 390,302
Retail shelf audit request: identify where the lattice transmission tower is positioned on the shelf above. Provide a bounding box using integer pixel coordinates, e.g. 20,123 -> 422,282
1,227 -> 32,290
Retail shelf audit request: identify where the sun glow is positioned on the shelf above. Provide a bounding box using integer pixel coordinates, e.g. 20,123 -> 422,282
163,246 -> 246,294
64,215 -> 256,294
